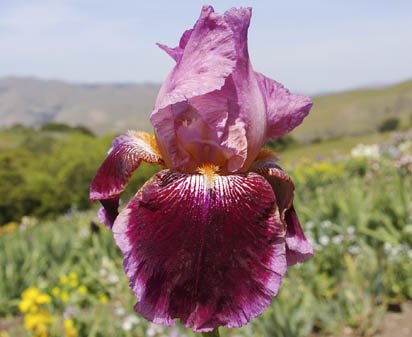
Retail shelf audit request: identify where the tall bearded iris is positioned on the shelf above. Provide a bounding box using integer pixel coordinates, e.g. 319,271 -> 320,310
90,5 -> 313,333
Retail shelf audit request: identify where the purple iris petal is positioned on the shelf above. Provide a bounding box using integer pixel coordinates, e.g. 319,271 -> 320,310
90,131 -> 161,228
252,155 -> 313,265
151,6 -> 312,173
151,5 -> 236,171
285,207 -> 314,265
112,170 -> 287,332
157,28 -> 193,62
97,199 -> 119,229
151,6 -> 266,173
255,72 -> 313,141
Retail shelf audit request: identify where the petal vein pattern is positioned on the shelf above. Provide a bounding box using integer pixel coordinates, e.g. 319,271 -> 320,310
255,72 -> 313,141
112,170 -> 287,332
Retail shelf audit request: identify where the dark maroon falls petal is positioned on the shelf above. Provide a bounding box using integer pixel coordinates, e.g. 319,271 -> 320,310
112,169 -> 287,332
252,155 -> 313,265
284,206 -> 314,265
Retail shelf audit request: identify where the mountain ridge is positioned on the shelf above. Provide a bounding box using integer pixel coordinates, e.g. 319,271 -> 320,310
1,77 -> 411,140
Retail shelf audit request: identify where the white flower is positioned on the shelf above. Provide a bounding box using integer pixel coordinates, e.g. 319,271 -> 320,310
146,323 -> 164,337
351,144 -> 380,159
319,235 -> 330,246
121,315 -> 140,331
115,307 -> 125,316
122,321 -> 133,331
332,235 -> 343,245
167,328 -> 183,337
384,242 -> 392,252
102,256 -> 112,268
390,246 -> 402,257
320,220 -> 332,229
107,274 -> 120,284
348,245 -> 361,255
313,243 -> 322,251
305,232 -> 315,244
305,221 -> 314,230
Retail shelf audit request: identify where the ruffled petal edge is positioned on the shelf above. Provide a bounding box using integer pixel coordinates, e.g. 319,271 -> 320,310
252,153 -> 313,265
90,131 -> 162,228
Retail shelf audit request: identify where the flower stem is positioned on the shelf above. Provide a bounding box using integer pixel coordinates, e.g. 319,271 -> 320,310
201,329 -> 220,337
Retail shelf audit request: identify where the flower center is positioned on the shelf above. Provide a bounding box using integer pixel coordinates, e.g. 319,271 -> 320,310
196,163 -> 220,187
174,104 -> 231,172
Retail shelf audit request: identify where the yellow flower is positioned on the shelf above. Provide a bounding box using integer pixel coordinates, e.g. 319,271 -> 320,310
19,287 -> 51,313
19,297 -> 37,313
0,330 -> 10,337
35,324 -> 49,337
64,319 -> 78,337
78,285 -> 87,295
60,291 -> 70,303
22,287 -> 41,300
59,275 -> 69,285
36,294 -> 51,305
64,318 -> 74,329
51,287 -> 61,297
98,293 -> 109,304
68,272 -> 78,280
69,278 -> 79,288
0,222 -> 18,236
24,311 -> 52,330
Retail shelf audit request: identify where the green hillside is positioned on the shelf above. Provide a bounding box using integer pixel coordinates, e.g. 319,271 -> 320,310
1,77 -> 411,141
292,79 -> 412,142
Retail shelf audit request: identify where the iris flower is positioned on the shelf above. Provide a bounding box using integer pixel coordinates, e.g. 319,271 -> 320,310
90,5 -> 313,333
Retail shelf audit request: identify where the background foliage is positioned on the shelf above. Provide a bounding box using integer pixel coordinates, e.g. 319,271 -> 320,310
0,124 -> 158,225
0,125 -> 411,337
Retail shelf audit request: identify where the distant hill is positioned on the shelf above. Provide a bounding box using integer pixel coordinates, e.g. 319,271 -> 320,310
0,77 -> 159,134
1,77 -> 411,140
295,79 -> 412,141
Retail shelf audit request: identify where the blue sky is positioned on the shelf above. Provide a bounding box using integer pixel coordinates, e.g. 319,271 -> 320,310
0,0 -> 411,94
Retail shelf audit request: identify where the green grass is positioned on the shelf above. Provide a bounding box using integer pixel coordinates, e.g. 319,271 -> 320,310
278,132 -> 391,165
292,79 -> 412,142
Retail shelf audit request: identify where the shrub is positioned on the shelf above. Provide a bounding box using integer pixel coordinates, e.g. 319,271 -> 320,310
267,135 -> 298,152
378,117 -> 400,133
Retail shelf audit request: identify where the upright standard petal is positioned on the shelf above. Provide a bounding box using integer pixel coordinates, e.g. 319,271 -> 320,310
90,131 -> 162,228
151,5 -> 237,171
222,7 -> 267,172
252,155 -> 313,265
151,6 -> 267,174
255,72 -> 313,141
113,170 -> 287,332
154,5 -> 236,111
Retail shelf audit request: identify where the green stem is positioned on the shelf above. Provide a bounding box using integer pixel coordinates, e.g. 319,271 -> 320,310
201,329 -> 220,337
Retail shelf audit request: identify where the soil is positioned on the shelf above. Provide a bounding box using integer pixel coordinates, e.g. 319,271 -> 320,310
374,302 -> 412,337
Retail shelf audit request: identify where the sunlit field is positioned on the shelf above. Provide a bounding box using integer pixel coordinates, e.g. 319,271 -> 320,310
1,126 -> 411,337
